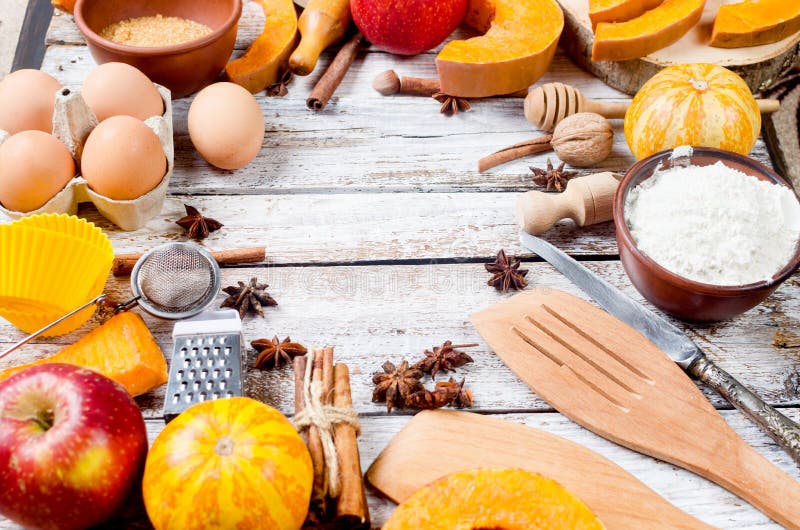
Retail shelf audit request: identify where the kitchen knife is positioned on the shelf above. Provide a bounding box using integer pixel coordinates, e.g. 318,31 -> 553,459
520,232 -> 800,464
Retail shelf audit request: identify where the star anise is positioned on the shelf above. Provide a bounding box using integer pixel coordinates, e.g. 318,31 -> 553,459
485,249 -> 528,292
405,378 -> 472,410
432,92 -> 471,115
266,69 -> 292,97
175,204 -> 223,240
413,341 -> 478,380
372,360 -> 424,412
221,277 -> 277,319
530,159 -> 578,192
251,336 -> 307,369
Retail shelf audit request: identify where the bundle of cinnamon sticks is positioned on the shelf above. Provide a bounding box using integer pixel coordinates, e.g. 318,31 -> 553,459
294,348 -> 369,528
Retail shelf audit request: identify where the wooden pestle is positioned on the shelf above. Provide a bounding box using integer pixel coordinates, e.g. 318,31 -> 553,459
289,0 -> 352,76
515,172 -> 621,235
525,82 -> 781,132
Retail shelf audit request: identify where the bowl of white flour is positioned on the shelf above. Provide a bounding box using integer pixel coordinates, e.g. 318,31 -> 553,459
613,146 -> 800,321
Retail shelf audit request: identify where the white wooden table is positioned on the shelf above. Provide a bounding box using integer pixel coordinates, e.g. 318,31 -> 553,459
3,3 -> 800,528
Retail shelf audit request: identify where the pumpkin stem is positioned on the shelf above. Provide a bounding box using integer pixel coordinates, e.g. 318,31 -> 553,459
689,78 -> 708,92
215,436 -> 235,456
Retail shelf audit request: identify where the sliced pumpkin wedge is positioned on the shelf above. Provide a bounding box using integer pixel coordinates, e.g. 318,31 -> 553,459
589,0 -> 664,29
592,0 -> 705,62
225,0 -> 299,93
710,0 -> 800,48
435,0 -> 564,97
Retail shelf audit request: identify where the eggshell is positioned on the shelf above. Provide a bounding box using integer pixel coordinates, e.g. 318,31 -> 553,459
0,131 -> 75,212
81,115 -> 166,200
188,82 -> 264,170
0,70 -> 62,134
82,62 -> 163,122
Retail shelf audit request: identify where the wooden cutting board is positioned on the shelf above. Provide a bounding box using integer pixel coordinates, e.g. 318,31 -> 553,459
557,0 -> 800,95
366,410 -> 713,529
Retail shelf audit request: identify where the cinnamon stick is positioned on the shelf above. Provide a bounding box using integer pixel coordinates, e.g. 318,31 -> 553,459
478,135 -> 554,172
307,32 -> 364,111
373,70 -> 529,98
308,353 -> 327,504
293,355 -> 308,444
112,246 -> 266,276
320,347 -> 335,498
333,363 -> 369,528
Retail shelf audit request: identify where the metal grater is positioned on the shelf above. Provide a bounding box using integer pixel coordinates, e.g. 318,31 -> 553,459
163,309 -> 244,421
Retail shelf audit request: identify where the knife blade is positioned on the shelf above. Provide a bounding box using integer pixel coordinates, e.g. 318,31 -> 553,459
519,232 -> 800,463
520,232 -> 700,367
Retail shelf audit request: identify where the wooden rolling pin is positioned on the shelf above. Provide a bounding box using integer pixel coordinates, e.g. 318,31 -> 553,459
515,172 -> 621,234
112,246 -> 266,276
289,0 -> 352,76
525,82 -> 781,131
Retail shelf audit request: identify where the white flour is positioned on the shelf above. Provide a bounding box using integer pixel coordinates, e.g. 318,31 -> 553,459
624,161 -> 800,286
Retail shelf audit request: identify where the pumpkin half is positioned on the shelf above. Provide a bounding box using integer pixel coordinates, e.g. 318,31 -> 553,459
592,0 -> 705,61
142,397 -> 313,530
588,0 -> 664,29
710,0 -> 800,48
624,63 -> 760,160
382,468 -> 605,530
225,0 -> 299,93
0,311 -> 167,397
435,0 -> 564,97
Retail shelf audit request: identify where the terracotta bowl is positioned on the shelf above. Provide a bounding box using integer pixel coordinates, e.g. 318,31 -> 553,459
613,147 -> 800,322
74,0 -> 241,98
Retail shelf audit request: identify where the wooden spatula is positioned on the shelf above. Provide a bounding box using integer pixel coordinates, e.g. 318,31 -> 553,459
366,409 -> 712,529
471,289 -> 800,529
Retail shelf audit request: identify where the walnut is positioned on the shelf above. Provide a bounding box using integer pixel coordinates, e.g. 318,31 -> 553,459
551,112 -> 613,167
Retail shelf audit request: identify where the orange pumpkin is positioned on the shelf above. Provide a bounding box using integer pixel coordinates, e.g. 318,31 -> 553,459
382,468 -> 605,529
142,398 -> 313,530
624,63 -> 760,160
0,312 -> 167,397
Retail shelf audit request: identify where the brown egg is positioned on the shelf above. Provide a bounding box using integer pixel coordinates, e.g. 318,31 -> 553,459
0,70 -> 62,134
82,62 -> 163,122
81,116 -> 166,200
188,82 -> 264,170
0,131 -> 75,212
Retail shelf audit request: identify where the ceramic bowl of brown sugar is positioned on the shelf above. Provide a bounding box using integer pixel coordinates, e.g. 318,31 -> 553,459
613,147 -> 800,322
74,0 -> 241,98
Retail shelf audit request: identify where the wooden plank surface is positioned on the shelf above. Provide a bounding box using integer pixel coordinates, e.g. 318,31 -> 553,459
3,263 -> 798,420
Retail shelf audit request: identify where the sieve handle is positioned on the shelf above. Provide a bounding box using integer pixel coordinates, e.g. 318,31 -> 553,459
0,294 -> 107,361
112,246 -> 267,276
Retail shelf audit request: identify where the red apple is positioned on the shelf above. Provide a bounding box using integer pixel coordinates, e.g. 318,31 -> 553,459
352,0 -> 468,55
0,363 -> 148,530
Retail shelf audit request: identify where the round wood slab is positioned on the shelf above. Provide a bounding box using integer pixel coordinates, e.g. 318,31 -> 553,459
557,0 -> 800,95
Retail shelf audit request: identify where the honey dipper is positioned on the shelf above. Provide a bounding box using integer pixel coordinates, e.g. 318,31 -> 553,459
515,171 -> 621,234
525,82 -> 781,132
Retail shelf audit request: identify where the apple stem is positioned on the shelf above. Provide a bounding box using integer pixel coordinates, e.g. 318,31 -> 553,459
27,409 -> 54,432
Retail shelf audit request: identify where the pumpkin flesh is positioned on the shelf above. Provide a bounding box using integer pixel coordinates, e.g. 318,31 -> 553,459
710,0 -> 800,48
436,0 -> 564,97
624,63 -> 761,160
0,312 -> 167,397
592,0 -> 705,61
588,0 -> 664,29
382,468 -> 605,530
225,0 -> 299,93
143,398 -> 313,530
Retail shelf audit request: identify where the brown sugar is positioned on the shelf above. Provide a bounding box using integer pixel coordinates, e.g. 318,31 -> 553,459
99,14 -> 213,47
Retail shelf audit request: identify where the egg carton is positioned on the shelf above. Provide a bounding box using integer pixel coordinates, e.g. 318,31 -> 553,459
0,84 -> 174,231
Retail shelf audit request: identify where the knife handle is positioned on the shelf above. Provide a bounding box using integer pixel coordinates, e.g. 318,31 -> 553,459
688,354 -> 800,464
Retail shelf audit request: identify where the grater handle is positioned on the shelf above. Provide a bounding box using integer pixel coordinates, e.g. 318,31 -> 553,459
172,310 -> 242,338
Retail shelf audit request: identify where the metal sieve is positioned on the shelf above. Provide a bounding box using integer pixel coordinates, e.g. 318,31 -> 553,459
1,242 -> 221,359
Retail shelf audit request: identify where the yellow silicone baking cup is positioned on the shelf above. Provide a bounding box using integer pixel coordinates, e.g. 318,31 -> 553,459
0,214 -> 113,336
